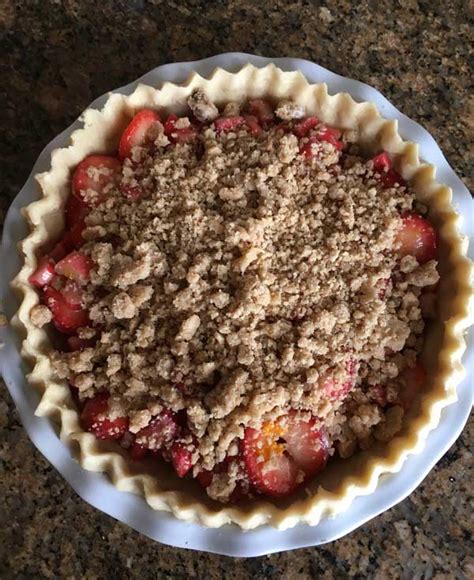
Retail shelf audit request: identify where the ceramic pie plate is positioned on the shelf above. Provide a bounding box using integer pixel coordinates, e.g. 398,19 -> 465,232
1,53 -> 473,556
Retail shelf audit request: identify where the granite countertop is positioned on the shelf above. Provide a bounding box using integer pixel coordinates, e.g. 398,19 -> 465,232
1,1 -> 472,577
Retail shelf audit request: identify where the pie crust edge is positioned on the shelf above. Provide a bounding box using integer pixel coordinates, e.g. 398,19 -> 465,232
10,64 -> 474,530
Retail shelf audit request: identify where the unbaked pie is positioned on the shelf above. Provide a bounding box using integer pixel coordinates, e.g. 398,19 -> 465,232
12,65 -> 473,529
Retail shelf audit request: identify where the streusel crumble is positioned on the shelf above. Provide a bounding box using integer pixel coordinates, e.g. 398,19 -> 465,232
28,90 -> 439,501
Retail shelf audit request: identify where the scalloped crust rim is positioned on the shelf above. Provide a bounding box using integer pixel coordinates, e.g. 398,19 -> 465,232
10,64 -> 474,530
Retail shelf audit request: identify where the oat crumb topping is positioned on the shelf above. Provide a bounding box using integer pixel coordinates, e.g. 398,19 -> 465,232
40,94 -> 440,502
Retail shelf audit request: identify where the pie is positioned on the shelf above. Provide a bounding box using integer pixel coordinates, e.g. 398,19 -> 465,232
11,64 -> 473,529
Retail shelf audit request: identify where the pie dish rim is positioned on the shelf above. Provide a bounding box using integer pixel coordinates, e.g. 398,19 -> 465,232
9,60 -> 474,530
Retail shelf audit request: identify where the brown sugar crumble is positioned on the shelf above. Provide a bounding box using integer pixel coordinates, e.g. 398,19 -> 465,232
47,93 -> 439,502
30,304 -> 52,327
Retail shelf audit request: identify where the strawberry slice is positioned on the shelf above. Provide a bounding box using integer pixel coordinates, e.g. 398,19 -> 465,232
242,414 -> 329,498
119,109 -> 161,160
299,140 -> 317,159
398,362 -> 426,410
372,151 -> 391,172
300,125 -> 343,158
196,468 -> 213,488
66,193 -> 89,228
293,116 -> 319,137
173,125 -> 198,144
283,418 -> 329,477
55,251 -> 93,285
81,393 -> 129,440
244,115 -> 262,136
170,442 -> 193,477
48,240 -> 69,263
248,99 -> 274,124
371,152 -> 405,187
29,258 -> 55,288
63,219 -> 86,250
61,279 -> 84,310
134,410 -> 179,451
130,441 -> 148,460
43,285 -> 89,333
47,222 -> 86,267
72,155 -> 122,207
163,114 -> 179,137
214,116 -> 245,133
317,126 -> 343,150
163,114 -> 198,143
396,212 -> 437,264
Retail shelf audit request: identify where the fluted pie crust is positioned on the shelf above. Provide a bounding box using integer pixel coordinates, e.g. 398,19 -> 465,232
11,64 -> 474,529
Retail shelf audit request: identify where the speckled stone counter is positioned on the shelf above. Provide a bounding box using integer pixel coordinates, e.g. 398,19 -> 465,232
1,1 -> 473,577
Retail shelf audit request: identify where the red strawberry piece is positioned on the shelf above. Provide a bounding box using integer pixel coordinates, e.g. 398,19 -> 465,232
29,258 -> 55,288
43,285 -> 89,333
317,126 -> 343,150
48,240 -> 69,263
300,126 -> 343,158
381,170 -> 405,188
396,212 -> 437,264
196,468 -> 213,488
80,392 -> 129,440
67,336 -> 94,351
371,152 -> 405,187
119,109 -> 161,160
242,414 -> 329,498
282,417 -> 329,477
244,115 -> 262,136
372,151 -> 392,172
173,125 -> 198,143
170,442 -> 193,478
72,155 -> 122,207
120,184 -> 142,199
63,219 -> 86,251
214,116 -> 245,133
275,121 -> 291,133
293,116 -> 319,137
134,410 -> 179,451
61,280 -> 84,310
299,140 -> 317,159
163,114 -> 198,143
163,114 -> 179,137
130,441 -> 148,461
66,193 -> 89,228
248,99 -> 274,124
55,251 -> 93,285
398,362 -> 426,411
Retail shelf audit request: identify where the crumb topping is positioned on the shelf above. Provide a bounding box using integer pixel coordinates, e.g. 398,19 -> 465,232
45,97 -> 440,501
30,304 -> 52,327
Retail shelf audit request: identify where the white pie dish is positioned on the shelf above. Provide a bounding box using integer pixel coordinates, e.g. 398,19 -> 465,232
1,52 -> 473,556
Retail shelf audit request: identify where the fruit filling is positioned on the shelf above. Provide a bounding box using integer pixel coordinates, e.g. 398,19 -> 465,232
28,90 -> 439,503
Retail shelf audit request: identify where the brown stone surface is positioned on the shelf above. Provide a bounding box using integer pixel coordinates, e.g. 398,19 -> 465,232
1,0 -> 472,577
